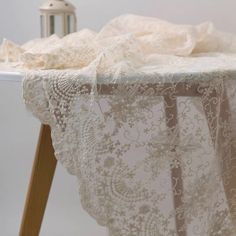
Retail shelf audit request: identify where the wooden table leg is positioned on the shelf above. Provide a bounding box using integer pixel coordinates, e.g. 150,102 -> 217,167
164,95 -> 186,236
19,124 -> 57,236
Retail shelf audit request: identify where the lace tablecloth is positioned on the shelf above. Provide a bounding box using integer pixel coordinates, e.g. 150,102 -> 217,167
2,15 -> 236,236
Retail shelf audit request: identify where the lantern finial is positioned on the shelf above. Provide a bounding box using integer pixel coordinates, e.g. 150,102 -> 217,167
40,0 -> 76,13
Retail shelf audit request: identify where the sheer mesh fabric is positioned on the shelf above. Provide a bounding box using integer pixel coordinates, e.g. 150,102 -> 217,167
2,15 -> 236,235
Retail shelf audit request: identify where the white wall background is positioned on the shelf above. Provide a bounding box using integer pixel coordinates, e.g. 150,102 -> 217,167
1,0 -> 236,44
0,1 -> 236,236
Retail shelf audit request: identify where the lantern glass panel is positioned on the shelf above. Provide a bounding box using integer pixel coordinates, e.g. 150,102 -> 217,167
40,15 -> 45,37
67,15 -> 75,34
50,15 -> 55,35
54,14 -> 64,37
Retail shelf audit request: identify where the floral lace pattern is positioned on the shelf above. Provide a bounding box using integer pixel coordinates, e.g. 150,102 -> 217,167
3,14 -> 236,236
22,67 -> 236,236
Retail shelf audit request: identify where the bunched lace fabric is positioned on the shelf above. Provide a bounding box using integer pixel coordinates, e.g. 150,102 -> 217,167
2,15 -> 236,236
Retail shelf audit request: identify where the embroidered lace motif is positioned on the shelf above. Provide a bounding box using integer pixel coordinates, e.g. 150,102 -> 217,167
2,14 -> 236,236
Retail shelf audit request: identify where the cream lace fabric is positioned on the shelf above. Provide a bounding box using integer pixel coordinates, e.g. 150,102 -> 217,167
2,14 -> 236,236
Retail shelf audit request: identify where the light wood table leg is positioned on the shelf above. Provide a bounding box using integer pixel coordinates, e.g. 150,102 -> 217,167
19,124 -> 57,236
164,95 -> 186,236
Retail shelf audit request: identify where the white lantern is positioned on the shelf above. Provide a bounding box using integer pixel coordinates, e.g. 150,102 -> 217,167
40,0 -> 77,38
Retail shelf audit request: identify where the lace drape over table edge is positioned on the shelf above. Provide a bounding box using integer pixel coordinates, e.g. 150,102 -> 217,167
2,14 -> 236,236
21,68 -> 236,236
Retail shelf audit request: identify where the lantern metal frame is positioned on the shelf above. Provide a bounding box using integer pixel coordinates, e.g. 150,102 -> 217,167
40,0 -> 77,38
